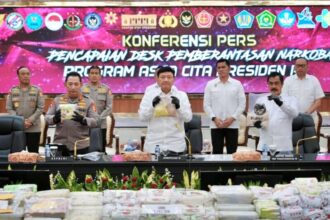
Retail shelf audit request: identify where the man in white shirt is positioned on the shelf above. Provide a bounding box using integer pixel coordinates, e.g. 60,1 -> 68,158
282,58 -> 325,116
139,66 -> 192,154
203,59 -> 246,154
255,72 -> 299,152
145,65 -> 177,94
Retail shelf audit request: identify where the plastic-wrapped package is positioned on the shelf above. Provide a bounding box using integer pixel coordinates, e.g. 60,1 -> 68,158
214,203 -> 255,211
69,192 -> 103,206
280,206 -> 304,220
254,199 -> 280,219
272,185 -> 299,201
320,189 -> 330,207
4,184 -> 37,193
137,189 -> 176,204
103,189 -> 137,205
278,195 -> 302,207
303,208 -> 327,220
36,189 -> 70,198
110,206 -> 141,220
249,186 -> 274,200
24,197 -> 68,218
0,207 -> 23,220
323,206 -> 330,218
300,194 -> 322,209
217,211 -> 259,220
174,189 -> 213,206
24,218 -> 62,220
209,185 -> 253,204
65,206 -> 102,220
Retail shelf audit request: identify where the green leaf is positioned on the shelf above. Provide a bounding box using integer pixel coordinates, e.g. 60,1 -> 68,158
7,164 -> 12,171
183,170 -> 190,188
132,166 -> 139,178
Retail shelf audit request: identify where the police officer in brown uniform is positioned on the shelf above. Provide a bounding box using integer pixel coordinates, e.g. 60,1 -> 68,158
81,66 -> 113,152
6,66 -> 45,153
45,72 -> 98,154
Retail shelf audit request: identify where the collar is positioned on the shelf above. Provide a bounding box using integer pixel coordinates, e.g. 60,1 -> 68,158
216,76 -> 233,84
293,74 -> 311,80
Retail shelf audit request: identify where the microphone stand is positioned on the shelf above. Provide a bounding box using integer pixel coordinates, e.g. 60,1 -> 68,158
73,137 -> 90,160
295,136 -> 317,159
185,136 -> 194,160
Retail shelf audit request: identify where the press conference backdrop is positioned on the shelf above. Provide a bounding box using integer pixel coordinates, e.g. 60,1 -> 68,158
0,6 -> 330,93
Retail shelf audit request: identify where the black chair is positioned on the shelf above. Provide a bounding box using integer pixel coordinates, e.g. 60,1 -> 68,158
88,127 -> 103,152
292,113 -> 319,154
0,116 -> 26,156
184,114 -> 203,153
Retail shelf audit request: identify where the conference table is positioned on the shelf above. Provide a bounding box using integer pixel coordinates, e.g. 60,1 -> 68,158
0,153 -> 329,189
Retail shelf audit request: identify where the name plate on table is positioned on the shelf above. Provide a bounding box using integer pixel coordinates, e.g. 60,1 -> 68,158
270,154 -> 301,161
159,156 -> 186,161
46,156 -> 74,162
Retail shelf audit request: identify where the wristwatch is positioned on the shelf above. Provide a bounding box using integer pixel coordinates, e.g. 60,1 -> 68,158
211,117 -> 216,121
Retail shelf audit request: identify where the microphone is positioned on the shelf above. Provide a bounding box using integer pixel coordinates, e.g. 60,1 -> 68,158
185,136 -> 194,160
74,137 -> 90,160
295,136 -> 317,156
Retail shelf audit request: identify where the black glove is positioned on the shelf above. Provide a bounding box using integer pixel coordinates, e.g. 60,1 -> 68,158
254,120 -> 262,128
152,96 -> 161,107
171,96 -> 180,109
268,95 -> 283,107
53,109 -> 61,124
72,111 -> 87,125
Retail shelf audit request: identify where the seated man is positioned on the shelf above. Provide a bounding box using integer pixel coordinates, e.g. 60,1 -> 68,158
45,72 -> 98,154
255,72 -> 299,152
139,66 -> 192,154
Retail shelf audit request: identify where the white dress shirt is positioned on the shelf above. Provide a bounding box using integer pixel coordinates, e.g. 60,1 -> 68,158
203,77 -> 246,129
256,94 -> 299,152
282,74 -> 325,114
139,87 -> 192,153
145,83 -> 177,94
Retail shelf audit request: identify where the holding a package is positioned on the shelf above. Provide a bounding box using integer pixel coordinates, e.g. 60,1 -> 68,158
139,66 -> 192,154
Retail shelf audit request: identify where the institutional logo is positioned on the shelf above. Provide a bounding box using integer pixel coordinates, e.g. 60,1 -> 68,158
84,13 -> 102,30
6,12 -> 24,31
195,10 -> 213,28
234,10 -> 254,28
316,9 -> 330,28
0,14 -> 5,27
121,14 -> 157,29
25,13 -> 43,31
64,13 -> 82,30
105,11 -> 118,25
297,7 -> 315,28
45,12 -> 63,31
179,10 -> 193,28
277,9 -> 296,28
216,12 -> 231,26
256,10 -> 276,29
159,10 -> 178,28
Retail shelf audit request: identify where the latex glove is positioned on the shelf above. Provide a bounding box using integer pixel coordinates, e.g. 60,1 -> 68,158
254,120 -> 262,128
72,111 -> 87,125
152,96 -> 161,107
268,95 -> 283,107
53,109 -> 61,124
171,96 -> 180,109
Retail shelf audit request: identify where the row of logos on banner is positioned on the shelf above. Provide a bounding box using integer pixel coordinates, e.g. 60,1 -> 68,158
0,7 -> 329,32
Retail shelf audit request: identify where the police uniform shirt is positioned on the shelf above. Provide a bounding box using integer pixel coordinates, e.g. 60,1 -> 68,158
6,85 -> 44,133
81,83 -> 112,128
45,94 -> 98,151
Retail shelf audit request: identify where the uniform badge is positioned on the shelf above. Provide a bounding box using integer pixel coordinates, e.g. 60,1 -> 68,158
14,102 -> 19,108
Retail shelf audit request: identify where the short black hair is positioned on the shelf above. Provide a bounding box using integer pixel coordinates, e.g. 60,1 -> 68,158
295,57 -> 308,64
65,72 -> 82,82
16,66 -> 29,75
267,72 -> 283,84
216,59 -> 230,67
87,66 -> 101,74
157,66 -> 175,77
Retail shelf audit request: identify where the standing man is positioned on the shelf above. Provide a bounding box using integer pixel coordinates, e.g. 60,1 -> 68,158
81,66 -> 113,152
6,66 -> 45,153
203,59 -> 246,154
255,72 -> 299,152
46,72 -> 98,154
282,58 -> 325,116
139,66 -> 192,154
